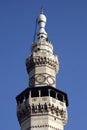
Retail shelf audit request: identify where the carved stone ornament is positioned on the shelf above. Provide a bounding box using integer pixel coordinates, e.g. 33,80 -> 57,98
26,56 -> 58,73
17,103 -> 66,124
36,75 -> 46,83
29,77 -> 35,86
47,76 -> 55,85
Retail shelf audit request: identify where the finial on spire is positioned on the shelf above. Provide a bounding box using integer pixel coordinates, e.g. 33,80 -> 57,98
40,6 -> 44,14
37,8 -> 47,41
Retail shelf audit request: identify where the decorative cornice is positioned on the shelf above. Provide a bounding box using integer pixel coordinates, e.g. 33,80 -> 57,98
26,56 -> 58,73
17,103 -> 67,124
29,124 -> 61,130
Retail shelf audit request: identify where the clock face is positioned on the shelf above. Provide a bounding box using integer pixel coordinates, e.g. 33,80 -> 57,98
47,76 -> 55,85
36,75 -> 46,83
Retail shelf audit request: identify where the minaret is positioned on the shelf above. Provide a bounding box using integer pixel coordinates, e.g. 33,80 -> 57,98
16,10 -> 68,130
26,9 -> 58,88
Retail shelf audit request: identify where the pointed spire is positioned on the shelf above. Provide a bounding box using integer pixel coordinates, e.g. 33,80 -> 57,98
37,8 -> 47,40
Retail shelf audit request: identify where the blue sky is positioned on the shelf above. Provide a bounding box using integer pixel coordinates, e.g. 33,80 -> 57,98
0,0 -> 87,130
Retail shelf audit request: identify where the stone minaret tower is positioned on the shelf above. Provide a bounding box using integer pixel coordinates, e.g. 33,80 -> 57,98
16,10 -> 68,130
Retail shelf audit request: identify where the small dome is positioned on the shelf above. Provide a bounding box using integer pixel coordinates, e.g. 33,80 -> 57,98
38,13 -> 46,23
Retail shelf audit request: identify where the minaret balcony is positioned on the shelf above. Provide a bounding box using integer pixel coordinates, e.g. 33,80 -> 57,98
16,86 -> 68,124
